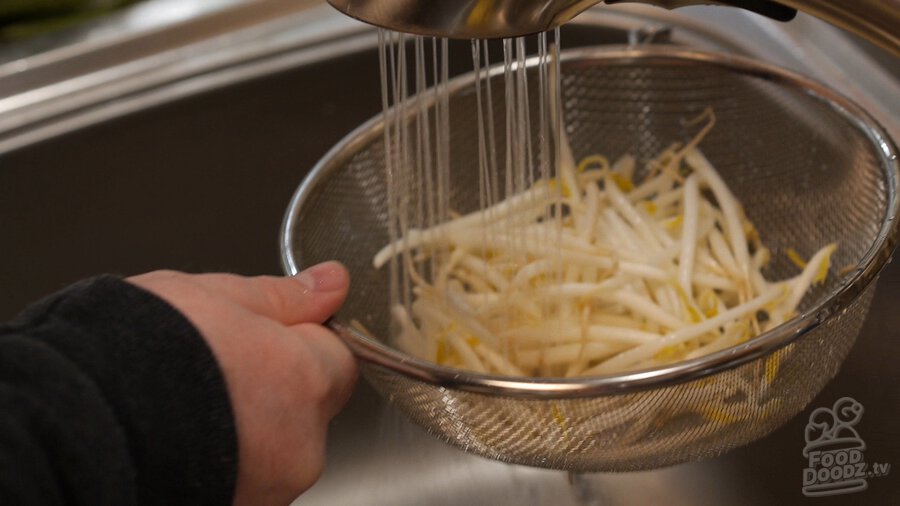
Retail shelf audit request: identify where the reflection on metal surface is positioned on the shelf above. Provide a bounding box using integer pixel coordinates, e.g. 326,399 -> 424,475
773,0 -> 900,57
0,0 -> 324,99
0,1 -> 367,151
0,0 -> 247,66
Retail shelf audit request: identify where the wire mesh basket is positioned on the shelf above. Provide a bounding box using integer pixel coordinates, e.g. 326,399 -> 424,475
280,47 -> 899,472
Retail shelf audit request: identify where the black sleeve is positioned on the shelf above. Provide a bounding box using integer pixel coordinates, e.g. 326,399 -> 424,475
0,275 -> 238,506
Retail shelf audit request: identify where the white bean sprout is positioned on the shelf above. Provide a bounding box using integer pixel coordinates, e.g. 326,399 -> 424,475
373,112 -> 836,377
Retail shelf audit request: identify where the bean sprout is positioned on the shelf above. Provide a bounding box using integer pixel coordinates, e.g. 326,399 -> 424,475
373,112 -> 837,377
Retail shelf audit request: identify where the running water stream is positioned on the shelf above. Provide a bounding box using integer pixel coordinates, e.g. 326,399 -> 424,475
376,30 -> 566,369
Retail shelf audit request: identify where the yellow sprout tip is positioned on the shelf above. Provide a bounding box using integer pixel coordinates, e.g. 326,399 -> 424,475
666,215 -> 684,231
703,407 -> 738,425
786,247 -> 807,269
815,244 -> 837,285
764,353 -> 781,385
577,155 -> 608,173
611,173 -> 634,192
641,201 -> 658,216
551,404 -> 569,432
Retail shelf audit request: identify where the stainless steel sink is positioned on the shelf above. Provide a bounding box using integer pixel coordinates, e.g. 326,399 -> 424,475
0,2 -> 896,504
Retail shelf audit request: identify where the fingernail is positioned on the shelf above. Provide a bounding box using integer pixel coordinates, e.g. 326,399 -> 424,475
295,261 -> 348,292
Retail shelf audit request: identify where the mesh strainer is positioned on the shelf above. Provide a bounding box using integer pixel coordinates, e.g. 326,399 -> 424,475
280,47 -> 899,472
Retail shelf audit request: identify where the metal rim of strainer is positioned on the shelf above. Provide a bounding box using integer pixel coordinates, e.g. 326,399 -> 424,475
281,46 -> 900,399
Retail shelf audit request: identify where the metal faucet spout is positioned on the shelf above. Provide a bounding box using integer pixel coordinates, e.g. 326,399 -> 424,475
326,0 -> 899,56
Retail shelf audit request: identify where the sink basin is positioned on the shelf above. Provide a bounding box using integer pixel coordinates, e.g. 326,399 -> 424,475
0,2 -> 896,504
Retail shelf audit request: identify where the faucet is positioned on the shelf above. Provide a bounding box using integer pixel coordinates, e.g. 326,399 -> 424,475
326,0 -> 899,56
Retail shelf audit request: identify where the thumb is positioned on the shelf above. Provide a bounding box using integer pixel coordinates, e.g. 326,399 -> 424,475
192,262 -> 351,325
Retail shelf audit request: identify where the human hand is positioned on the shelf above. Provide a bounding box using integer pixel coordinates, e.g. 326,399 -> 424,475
127,262 -> 356,505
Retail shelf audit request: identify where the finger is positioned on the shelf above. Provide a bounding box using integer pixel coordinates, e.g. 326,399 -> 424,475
196,262 -> 350,325
289,322 -> 357,419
